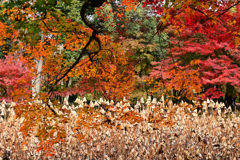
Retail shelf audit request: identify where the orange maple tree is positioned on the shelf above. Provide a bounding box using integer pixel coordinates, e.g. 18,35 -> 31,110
0,1 -> 140,154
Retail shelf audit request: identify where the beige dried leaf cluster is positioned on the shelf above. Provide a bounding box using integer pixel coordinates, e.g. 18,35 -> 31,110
0,97 -> 239,159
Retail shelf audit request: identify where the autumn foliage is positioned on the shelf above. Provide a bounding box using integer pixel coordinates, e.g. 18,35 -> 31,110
0,55 -> 33,102
0,0 -> 240,157
144,0 -> 240,101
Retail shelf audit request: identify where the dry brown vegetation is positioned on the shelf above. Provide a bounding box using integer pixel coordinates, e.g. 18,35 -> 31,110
0,97 -> 239,160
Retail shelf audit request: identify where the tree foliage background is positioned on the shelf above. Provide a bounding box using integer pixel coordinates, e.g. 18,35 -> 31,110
0,0 -> 240,155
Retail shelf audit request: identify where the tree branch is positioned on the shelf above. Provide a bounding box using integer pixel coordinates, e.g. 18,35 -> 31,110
217,1 -> 240,17
47,0 -> 106,107
80,0 -> 106,33
189,5 -> 211,20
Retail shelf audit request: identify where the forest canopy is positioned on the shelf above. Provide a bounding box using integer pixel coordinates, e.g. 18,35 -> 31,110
0,0 -> 240,157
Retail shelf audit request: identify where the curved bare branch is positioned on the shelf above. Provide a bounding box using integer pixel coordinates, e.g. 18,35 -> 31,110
46,1 -> 106,114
